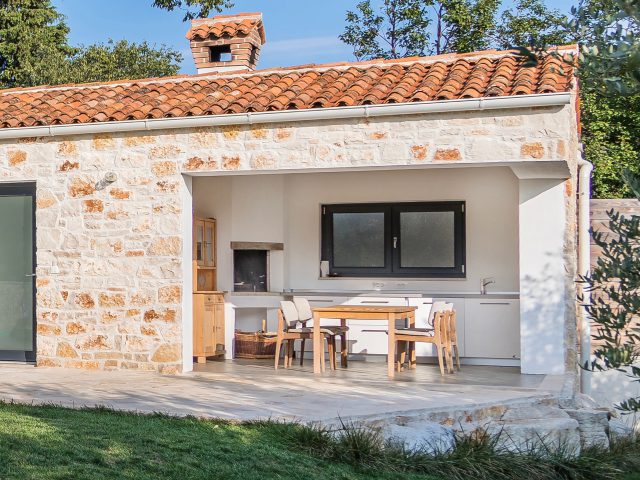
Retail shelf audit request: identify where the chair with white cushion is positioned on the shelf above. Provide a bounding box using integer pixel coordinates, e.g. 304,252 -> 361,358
395,310 -> 451,375
402,302 -> 453,369
293,297 -> 349,368
275,301 -> 336,370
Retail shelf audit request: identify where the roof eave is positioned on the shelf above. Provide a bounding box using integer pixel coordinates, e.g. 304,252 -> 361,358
0,92 -> 571,141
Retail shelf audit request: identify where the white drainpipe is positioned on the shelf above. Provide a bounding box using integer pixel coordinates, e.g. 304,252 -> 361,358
578,152 -> 594,395
0,92 -> 571,140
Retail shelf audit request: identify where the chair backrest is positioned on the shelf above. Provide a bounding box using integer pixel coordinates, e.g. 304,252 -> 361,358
432,311 -> 446,341
427,301 -> 452,326
437,309 -> 457,342
293,297 -> 313,322
280,301 -> 300,330
447,309 -> 458,340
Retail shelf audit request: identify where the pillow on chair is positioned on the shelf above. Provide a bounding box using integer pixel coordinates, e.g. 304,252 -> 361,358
427,301 -> 449,326
293,297 -> 313,322
280,301 -> 300,329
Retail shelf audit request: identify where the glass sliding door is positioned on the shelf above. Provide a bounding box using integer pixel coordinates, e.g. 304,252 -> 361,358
0,183 -> 36,362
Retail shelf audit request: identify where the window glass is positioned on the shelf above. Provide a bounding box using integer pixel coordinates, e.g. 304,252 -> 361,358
400,211 -> 455,268
322,202 -> 465,278
333,212 -> 385,268
0,195 -> 33,351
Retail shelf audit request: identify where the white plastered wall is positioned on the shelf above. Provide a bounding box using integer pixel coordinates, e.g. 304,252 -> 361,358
193,166 -> 572,373
193,166 -> 520,294
518,179 -> 567,374
180,175 -> 194,372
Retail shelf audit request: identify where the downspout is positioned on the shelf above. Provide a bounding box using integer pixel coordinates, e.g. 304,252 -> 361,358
578,150 -> 593,395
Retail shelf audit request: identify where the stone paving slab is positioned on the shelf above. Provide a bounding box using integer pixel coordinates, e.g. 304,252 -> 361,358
0,363 -> 564,423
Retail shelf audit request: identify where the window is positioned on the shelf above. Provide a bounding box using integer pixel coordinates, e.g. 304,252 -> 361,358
209,45 -> 232,62
249,46 -> 258,65
321,202 -> 465,278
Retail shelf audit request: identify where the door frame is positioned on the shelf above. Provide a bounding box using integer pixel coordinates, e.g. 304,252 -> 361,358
0,182 -> 37,363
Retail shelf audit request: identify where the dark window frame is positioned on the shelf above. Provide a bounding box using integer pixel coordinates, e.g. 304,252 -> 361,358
321,202 -> 466,278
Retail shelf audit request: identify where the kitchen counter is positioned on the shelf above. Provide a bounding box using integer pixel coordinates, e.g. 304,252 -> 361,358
225,290 -> 519,299
289,290 -> 519,299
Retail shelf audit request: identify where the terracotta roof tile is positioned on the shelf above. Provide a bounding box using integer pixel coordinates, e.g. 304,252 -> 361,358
186,13 -> 266,43
0,46 -> 576,130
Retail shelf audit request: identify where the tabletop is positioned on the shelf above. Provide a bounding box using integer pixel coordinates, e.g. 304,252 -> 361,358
312,305 -> 417,313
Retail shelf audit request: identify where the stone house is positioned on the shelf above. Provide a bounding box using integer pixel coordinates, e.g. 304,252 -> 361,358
0,13 -> 585,379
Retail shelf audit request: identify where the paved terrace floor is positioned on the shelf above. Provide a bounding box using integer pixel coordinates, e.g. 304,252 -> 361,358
0,360 -> 564,422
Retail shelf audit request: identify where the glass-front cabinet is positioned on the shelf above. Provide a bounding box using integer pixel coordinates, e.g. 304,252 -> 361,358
195,220 -> 205,266
193,217 -> 217,292
204,221 -> 215,267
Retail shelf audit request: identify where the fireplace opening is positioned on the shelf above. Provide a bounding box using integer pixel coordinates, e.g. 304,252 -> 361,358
234,250 -> 268,292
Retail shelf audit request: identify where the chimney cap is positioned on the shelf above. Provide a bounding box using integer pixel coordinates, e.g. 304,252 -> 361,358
186,12 -> 266,44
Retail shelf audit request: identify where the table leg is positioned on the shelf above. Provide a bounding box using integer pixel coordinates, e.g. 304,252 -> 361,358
313,312 -> 322,374
387,312 -> 396,378
409,311 -> 417,369
340,318 -> 348,368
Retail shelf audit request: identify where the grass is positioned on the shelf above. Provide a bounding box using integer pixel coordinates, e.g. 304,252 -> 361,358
0,401 -> 432,480
0,401 -> 639,480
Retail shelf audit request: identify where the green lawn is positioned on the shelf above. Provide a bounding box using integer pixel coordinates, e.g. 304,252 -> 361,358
0,401 -> 638,480
0,402 -> 433,480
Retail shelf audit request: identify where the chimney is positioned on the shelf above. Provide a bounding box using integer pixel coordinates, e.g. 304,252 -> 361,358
186,12 -> 266,74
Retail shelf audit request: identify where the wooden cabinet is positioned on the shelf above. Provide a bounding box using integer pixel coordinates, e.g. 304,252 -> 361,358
193,293 -> 225,363
193,217 -> 217,292
464,299 -> 520,359
192,217 -> 223,363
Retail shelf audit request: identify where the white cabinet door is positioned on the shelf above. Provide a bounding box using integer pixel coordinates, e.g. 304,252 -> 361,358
464,299 -> 520,359
341,297 -> 407,355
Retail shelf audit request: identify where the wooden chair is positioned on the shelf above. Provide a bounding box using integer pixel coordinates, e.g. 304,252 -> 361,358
404,301 -> 453,372
444,309 -> 461,373
395,310 -> 450,375
293,297 -> 349,368
274,301 -> 336,370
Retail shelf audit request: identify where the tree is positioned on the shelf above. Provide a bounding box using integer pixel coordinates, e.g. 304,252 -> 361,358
61,40 -> 182,85
585,194 -> 640,414
579,0 -> 640,414
340,0 -> 568,60
0,0 -> 74,88
571,0 -> 640,95
495,0 -> 570,49
0,0 -> 182,89
440,0 -> 501,53
152,0 -> 232,21
340,0 -> 431,59
581,92 -> 640,198
569,0 -> 640,199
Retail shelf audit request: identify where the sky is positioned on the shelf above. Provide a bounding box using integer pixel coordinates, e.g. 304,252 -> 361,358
52,0 -> 577,75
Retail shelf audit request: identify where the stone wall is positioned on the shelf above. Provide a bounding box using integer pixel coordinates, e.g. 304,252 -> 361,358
180,106 -> 575,175
0,133 -> 189,373
0,100 -> 579,372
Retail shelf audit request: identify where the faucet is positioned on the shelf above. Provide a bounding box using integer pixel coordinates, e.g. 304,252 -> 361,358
480,277 -> 495,295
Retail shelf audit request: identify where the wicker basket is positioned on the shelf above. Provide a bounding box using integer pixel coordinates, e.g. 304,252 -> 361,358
234,330 -> 278,359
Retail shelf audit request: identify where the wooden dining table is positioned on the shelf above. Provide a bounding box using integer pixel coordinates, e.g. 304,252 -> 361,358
312,305 -> 417,378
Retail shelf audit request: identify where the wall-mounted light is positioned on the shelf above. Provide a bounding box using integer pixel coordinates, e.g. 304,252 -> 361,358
95,171 -> 118,191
